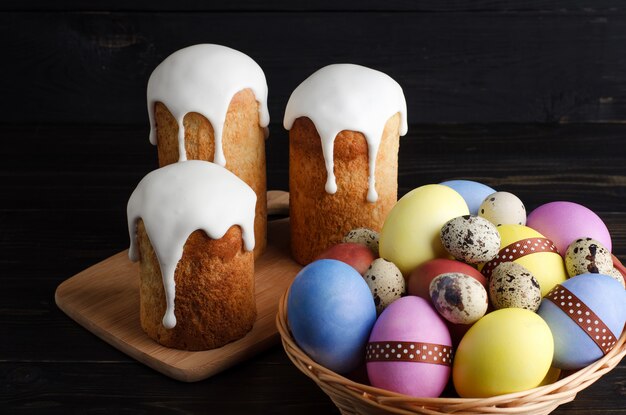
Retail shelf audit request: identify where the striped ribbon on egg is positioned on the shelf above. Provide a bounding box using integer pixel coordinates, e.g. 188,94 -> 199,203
366,341 -> 453,366
482,238 -> 558,278
545,284 -> 617,355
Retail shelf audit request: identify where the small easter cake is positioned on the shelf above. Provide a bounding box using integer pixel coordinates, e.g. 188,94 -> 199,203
127,160 -> 257,351
284,64 -> 407,265
148,44 -> 269,258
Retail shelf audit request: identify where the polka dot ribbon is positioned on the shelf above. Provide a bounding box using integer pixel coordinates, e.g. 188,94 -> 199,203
365,341 -> 453,366
545,284 -> 618,355
482,238 -> 558,278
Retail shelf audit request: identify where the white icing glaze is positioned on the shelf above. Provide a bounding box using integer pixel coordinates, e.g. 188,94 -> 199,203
283,64 -> 407,202
127,160 -> 256,329
147,44 -> 270,165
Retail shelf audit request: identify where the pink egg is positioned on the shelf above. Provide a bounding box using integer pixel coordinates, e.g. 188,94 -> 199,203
366,296 -> 452,397
527,201 -> 611,256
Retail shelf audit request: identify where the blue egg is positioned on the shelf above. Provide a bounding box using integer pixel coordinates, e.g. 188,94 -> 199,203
538,274 -> 626,370
287,259 -> 377,373
440,180 -> 496,216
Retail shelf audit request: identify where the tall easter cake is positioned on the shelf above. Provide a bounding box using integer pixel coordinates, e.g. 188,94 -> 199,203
284,64 -> 407,265
147,44 -> 269,258
127,160 -> 257,351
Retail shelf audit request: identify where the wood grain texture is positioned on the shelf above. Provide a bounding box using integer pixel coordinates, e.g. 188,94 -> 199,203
2,1 -> 626,12
2,11 -> 626,125
1,124 -> 625,414
1,123 -> 624,213
3,3 -> 625,411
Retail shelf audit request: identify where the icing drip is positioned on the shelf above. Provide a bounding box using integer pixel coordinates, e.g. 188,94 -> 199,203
147,44 -> 270,165
127,160 -> 256,329
283,64 -> 407,203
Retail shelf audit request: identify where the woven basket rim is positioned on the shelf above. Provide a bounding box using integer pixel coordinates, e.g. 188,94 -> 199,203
276,284 -> 626,414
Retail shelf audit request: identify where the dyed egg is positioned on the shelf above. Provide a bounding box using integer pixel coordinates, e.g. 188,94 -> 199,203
565,238 -> 613,277
407,258 -> 487,300
440,215 -> 500,264
429,273 -> 488,324
440,180 -> 496,216
489,262 -> 541,311
287,259 -> 377,374
606,267 -> 626,288
478,191 -> 526,226
363,258 -> 405,314
380,184 -> 469,275
480,224 -> 567,296
453,308 -> 554,397
343,227 -> 380,256
316,242 -> 376,275
538,367 -> 562,386
366,296 -> 452,397
538,273 -> 626,370
527,201 -> 612,256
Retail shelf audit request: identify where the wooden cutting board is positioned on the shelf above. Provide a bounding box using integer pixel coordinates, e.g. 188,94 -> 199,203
55,213 -> 302,382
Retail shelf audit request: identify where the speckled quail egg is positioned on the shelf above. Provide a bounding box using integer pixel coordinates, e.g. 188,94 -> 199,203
565,238 -> 613,277
606,267 -> 626,288
489,262 -> 542,311
344,227 -> 380,256
440,215 -> 500,264
429,273 -> 488,324
363,258 -> 405,313
478,191 -> 526,226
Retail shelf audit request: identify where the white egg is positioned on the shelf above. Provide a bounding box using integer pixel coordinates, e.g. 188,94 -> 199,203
564,238 -> 613,277
429,273 -> 488,324
440,215 -> 500,264
363,258 -> 405,313
478,191 -> 526,226
489,262 -> 542,311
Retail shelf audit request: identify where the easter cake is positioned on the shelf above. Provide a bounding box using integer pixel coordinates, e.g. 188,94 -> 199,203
127,160 -> 257,351
284,64 -> 407,265
147,44 -> 269,258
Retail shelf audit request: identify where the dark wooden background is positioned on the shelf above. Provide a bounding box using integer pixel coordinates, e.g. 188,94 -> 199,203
2,2 -> 625,414
3,1 -> 626,125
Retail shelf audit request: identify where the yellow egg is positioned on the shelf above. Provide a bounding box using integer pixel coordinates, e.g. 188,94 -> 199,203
380,184 -> 469,275
479,224 -> 567,296
453,308 -> 554,398
538,366 -> 561,386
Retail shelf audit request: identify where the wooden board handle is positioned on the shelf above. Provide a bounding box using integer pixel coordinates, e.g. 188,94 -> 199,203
267,190 -> 289,216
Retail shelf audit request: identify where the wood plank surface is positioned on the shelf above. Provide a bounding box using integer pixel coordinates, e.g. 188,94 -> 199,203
2,10 -> 626,125
2,1 -> 626,12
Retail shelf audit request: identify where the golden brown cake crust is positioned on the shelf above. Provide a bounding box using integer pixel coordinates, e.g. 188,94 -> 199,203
289,114 -> 400,265
137,220 -> 256,351
154,88 -> 267,258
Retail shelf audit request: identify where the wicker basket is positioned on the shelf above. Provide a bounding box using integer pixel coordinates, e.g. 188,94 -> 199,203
276,287 -> 626,415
